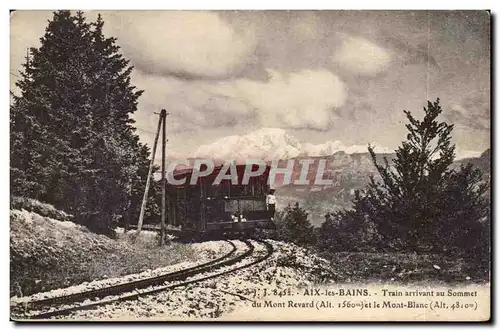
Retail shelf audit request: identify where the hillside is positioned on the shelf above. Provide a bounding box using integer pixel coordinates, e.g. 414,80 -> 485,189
274,152 -> 394,226
276,149 -> 491,226
452,149 -> 490,178
10,202 -> 202,297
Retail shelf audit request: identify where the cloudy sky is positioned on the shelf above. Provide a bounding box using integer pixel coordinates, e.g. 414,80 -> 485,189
10,10 -> 490,158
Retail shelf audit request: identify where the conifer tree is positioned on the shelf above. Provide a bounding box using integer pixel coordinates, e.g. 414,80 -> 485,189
351,99 -> 488,252
277,203 -> 316,247
10,11 -> 159,235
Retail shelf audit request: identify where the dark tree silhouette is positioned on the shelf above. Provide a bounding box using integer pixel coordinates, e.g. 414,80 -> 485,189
318,99 -> 489,265
358,99 -> 488,253
276,203 -> 316,247
10,11 -> 160,235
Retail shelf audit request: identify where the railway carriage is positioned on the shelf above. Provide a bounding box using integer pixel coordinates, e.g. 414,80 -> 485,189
166,164 -> 276,239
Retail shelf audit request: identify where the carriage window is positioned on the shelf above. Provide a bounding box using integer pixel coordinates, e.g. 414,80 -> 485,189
177,187 -> 186,199
253,177 -> 264,196
233,179 -> 256,197
225,200 -> 239,214
187,185 -> 200,199
230,185 -> 245,196
205,179 -> 230,197
207,184 -> 219,197
219,180 -> 231,197
254,200 -> 266,211
244,184 -> 253,196
205,200 -> 225,223
240,200 -> 254,212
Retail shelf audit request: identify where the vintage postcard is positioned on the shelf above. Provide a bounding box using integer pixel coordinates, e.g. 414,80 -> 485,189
9,10 -> 491,322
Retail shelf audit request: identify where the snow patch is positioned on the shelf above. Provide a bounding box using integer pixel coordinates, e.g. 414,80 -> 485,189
191,127 -> 393,161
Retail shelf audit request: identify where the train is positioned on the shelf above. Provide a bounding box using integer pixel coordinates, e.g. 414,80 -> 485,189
164,163 -> 276,239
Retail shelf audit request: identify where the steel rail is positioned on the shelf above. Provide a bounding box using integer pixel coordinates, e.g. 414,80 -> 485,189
25,239 -> 273,320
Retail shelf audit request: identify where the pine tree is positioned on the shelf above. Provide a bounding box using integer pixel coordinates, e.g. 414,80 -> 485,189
11,11 -> 83,203
10,11 -> 159,235
277,203 -> 315,247
352,99 -> 488,252
438,163 -> 489,256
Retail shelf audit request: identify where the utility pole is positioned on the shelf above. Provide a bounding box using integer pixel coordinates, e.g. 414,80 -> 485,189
136,111 -> 163,236
159,109 -> 169,246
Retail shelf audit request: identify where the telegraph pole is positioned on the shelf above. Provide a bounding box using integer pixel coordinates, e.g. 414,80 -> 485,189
136,111 -> 163,236
159,109 -> 169,246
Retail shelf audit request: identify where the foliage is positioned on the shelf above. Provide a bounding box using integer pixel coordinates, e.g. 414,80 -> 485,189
319,250 -> 488,284
10,11 -> 160,235
10,196 -> 73,222
318,99 -> 489,266
276,203 -> 316,247
10,208 -> 193,297
317,195 -> 382,253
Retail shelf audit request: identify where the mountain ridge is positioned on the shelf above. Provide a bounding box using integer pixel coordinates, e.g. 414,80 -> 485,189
192,127 -> 393,161
189,127 -> 483,162
277,149 -> 491,227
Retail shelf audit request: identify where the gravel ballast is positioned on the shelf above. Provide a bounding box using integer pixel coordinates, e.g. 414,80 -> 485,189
16,240 -> 335,321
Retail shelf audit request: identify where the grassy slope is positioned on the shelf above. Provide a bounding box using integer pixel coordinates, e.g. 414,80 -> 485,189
10,208 -> 194,297
321,251 -> 489,285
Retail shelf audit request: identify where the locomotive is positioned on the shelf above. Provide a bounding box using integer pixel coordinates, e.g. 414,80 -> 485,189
165,163 -> 276,239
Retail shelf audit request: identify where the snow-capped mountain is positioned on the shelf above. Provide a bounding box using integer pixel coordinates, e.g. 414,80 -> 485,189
192,128 -> 393,160
302,141 -> 393,156
193,128 -> 302,160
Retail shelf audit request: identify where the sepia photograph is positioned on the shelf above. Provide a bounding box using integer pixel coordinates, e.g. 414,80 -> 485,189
8,9 -> 491,322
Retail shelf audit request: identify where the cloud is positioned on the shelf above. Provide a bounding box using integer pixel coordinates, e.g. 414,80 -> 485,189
332,35 -> 392,75
447,93 -> 490,131
10,10 -> 488,159
10,11 -> 54,93
104,11 -> 257,79
235,69 -> 347,130
190,127 -> 394,161
384,35 -> 439,68
131,68 -> 347,133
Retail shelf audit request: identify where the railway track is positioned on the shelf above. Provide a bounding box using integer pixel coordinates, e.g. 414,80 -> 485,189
13,239 -> 273,320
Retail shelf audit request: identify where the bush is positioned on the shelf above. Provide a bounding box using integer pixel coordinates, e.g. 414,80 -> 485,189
317,207 -> 383,253
276,203 -> 316,247
10,196 -> 72,222
317,99 -> 490,263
